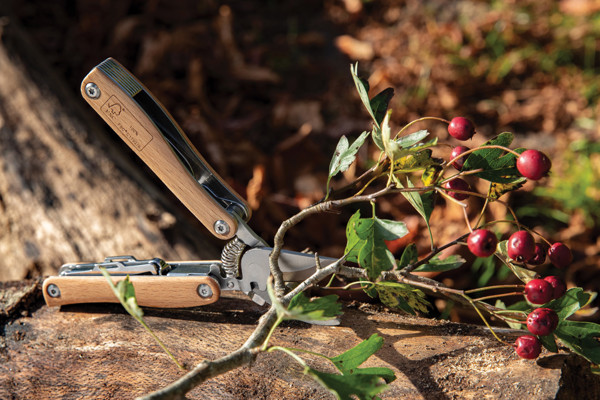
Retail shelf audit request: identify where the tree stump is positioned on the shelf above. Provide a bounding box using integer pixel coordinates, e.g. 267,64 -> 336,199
1,280 -> 599,400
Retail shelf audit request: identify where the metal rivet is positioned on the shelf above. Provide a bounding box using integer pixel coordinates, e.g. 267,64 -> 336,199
213,220 -> 230,236
227,281 -> 235,289
85,82 -> 100,99
47,284 -> 61,298
197,284 -> 213,298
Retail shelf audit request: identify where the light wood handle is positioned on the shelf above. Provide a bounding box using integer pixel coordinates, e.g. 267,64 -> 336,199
43,275 -> 220,308
80,58 -> 250,239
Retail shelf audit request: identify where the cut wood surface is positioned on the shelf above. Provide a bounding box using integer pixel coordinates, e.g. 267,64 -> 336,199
1,280 -> 599,400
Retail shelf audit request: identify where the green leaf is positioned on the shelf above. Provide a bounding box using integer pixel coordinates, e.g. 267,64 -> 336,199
351,63 -> 376,124
374,281 -> 430,315
287,292 -> 343,321
398,243 -> 418,268
394,150 -> 435,172
330,333 -> 384,374
327,131 -> 370,193
399,178 -> 434,245
394,129 -> 430,149
414,254 -> 466,273
462,133 -> 525,183
344,210 -> 364,264
370,88 -> 394,126
355,216 -> 408,280
303,334 -> 395,400
307,368 -> 394,400
539,334 -> 558,353
268,282 -> 343,323
554,320 -> 600,365
547,288 -> 592,320
421,164 -> 443,186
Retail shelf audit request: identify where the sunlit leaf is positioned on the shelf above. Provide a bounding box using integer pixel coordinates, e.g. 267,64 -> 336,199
344,210 -> 364,263
414,254 -> 465,272
355,216 -> 409,280
330,334 -> 384,374
399,179 -> 434,244
547,288 -> 592,320
421,164 -> 443,186
307,368 -> 394,400
394,150 -> 435,172
394,129 -> 430,148
374,281 -> 430,315
327,131 -> 370,194
462,133 -> 525,183
488,178 -> 526,200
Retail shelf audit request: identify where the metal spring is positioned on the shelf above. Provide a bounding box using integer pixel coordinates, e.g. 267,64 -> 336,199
220,237 -> 246,278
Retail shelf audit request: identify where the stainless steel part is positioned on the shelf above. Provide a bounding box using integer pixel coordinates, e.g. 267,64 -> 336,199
220,237 -> 246,278
59,256 -> 168,276
46,284 -> 61,298
84,82 -> 100,99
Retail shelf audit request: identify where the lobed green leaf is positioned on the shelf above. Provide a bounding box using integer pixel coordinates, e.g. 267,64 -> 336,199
307,368 -> 394,400
330,334 -> 384,374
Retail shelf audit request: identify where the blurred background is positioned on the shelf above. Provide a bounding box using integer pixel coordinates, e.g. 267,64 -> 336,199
1,0 -> 599,321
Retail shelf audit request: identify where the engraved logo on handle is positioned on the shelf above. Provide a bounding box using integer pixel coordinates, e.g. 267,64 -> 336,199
101,95 -> 153,151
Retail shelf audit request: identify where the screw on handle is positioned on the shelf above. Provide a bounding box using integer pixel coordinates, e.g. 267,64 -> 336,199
81,58 -> 251,239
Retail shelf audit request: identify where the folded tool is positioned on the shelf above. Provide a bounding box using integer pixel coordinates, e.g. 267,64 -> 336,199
42,58 -> 337,310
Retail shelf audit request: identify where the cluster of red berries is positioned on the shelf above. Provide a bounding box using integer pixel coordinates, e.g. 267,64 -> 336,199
444,117 -> 552,201
445,117 -> 572,361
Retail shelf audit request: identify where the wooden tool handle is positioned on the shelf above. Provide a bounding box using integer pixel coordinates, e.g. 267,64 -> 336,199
80,58 -> 249,239
43,275 -> 220,308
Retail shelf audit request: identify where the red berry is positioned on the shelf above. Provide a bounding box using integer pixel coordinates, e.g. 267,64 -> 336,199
528,244 -> 547,265
524,278 -> 554,305
450,146 -> 470,170
548,243 -> 572,269
443,178 -> 470,200
507,230 -> 536,262
515,335 -> 542,359
527,308 -> 559,336
448,117 -> 475,141
467,229 -> 498,258
517,149 -> 552,180
544,276 -> 567,300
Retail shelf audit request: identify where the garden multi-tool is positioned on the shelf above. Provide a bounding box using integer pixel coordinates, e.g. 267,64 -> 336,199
42,58 -> 336,309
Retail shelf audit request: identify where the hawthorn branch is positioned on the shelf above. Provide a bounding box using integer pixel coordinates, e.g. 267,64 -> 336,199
269,186 -> 394,296
139,257 -> 347,400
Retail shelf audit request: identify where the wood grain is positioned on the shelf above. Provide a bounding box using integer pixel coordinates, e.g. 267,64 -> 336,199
81,60 -> 240,240
42,275 -> 220,308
